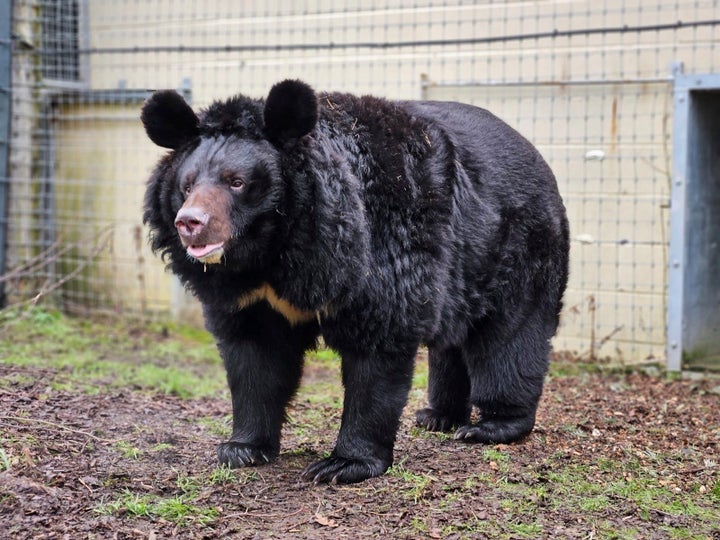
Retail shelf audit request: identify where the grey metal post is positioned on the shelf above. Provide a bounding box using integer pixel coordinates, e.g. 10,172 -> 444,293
668,66 -> 689,372
0,0 -> 13,307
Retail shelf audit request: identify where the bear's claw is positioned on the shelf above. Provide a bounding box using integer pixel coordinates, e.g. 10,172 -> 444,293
453,416 -> 535,444
415,407 -> 464,432
217,441 -> 277,468
301,455 -> 388,485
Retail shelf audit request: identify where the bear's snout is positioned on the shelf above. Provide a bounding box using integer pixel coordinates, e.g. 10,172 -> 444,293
175,207 -> 208,239
175,207 -> 209,240
174,205 -> 226,263
172,184 -> 233,264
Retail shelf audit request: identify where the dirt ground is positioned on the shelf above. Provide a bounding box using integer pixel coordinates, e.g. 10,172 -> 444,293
1,323 -> 719,539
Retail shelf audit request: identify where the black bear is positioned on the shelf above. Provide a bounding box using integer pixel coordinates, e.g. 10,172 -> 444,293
141,79 -> 569,484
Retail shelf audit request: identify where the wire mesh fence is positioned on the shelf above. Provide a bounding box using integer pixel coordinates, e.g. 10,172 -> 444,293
2,0 -> 719,365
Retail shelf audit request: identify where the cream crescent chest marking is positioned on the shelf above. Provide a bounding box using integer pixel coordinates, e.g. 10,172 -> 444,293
237,283 -> 317,325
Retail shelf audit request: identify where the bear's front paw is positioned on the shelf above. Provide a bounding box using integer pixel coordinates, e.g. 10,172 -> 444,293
217,441 -> 277,468
415,407 -> 464,432
300,455 -> 389,484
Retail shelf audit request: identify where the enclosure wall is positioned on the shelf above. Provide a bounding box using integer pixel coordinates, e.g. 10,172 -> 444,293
5,0 -> 720,364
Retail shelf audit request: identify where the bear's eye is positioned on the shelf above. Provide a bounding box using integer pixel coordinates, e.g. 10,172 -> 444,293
182,183 -> 192,197
230,178 -> 246,191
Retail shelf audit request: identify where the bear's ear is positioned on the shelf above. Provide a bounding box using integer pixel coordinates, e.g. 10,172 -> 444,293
141,90 -> 199,149
263,79 -> 318,144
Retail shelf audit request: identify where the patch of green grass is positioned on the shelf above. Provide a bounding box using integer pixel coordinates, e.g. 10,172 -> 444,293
506,520 -> 543,538
577,494 -> 610,512
387,462 -> 433,502
0,448 -> 10,471
95,489 -> 218,526
156,320 -> 215,345
305,347 -> 340,365
409,425 -> 454,441
287,411 -> 336,440
139,338 -> 218,365
711,479 -> 720,501
154,497 -> 218,525
461,472 -> 493,490
175,472 -> 202,497
96,470 -> 225,526
661,527 -> 691,539
411,354 -> 429,403
130,363 -> 222,399
0,372 -> 36,389
408,516 -> 428,535
592,523 -> 642,540
0,309 -> 226,399
608,476 -> 719,523
231,469 -> 261,484
496,483 -> 549,518
527,454 -> 720,536
208,465 -> 236,485
296,348 -> 343,409
300,381 -> 343,408
96,490 -> 151,518
115,440 -> 141,460
406,508 -> 545,540
150,443 -> 174,452
196,415 -> 232,438
412,356 -> 428,390
482,447 -> 510,464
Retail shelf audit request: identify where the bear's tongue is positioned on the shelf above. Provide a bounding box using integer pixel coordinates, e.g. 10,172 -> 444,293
187,243 -> 223,259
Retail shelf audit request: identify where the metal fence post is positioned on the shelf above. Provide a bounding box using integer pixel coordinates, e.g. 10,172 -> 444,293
0,0 -> 13,307
668,65 -> 689,372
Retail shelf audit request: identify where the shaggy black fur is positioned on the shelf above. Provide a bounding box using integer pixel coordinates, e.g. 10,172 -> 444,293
142,79 -> 569,484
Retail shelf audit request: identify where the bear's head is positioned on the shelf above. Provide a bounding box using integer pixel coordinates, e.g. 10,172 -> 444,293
141,80 -> 318,268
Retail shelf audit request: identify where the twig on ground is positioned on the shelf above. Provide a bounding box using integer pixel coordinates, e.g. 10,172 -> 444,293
0,415 -> 119,444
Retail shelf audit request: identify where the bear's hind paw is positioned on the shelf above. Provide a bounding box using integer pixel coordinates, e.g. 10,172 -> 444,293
217,441 -> 277,468
415,407 -> 465,433
454,416 -> 534,444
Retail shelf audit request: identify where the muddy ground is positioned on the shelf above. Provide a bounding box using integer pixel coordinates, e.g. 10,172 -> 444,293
1,320 -> 719,539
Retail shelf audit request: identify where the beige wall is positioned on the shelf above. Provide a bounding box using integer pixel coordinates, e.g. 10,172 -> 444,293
422,80 -> 672,361
44,0 -> 719,361
54,104 -> 170,313
84,0 -> 717,100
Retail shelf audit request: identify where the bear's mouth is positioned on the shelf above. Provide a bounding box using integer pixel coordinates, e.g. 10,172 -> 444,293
187,242 -> 225,264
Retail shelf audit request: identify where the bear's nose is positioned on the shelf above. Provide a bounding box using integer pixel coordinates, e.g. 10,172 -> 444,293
175,207 -> 208,237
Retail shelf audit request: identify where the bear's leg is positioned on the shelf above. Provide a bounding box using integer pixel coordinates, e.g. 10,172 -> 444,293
301,347 -> 416,484
210,306 -> 318,468
415,346 -> 471,432
456,311 -> 551,444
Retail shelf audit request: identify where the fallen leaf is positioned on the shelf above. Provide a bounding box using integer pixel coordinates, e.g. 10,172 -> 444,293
314,513 -> 339,528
